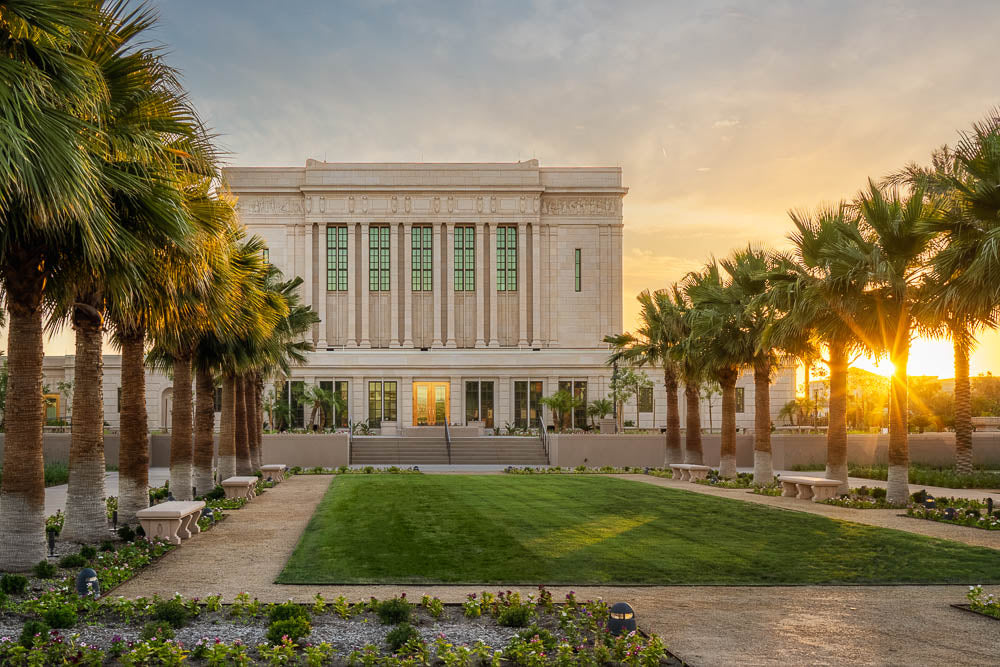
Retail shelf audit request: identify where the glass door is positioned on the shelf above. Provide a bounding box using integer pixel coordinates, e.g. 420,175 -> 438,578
412,382 -> 450,426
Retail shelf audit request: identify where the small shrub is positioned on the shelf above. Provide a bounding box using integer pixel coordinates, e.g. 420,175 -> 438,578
202,485 -> 226,501
117,525 -> 135,542
0,572 -> 28,595
42,601 -> 78,628
517,625 -> 557,650
374,596 -> 412,625
141,620 -> 176,641
32,559 -> 58,579
19,620 -> 49,648
99,540 -> 115,552
58,553 -> 88,568
152,598 -> 193,628
268,601 -> 310,624
497,603 -> 533,627
266,616 -> 311,644
79,545 -> 97,560
385,622 -> 419,652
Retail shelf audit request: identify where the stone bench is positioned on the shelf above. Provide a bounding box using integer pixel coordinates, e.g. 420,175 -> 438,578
221,476 -> 258,500
669,463 -> 712,482
136,500 -> 205,546
779,475 -> 843,502
260,464 -> 287,482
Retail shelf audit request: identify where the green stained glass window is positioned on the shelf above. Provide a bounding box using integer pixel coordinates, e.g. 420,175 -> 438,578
327,226 -> 348,291
411,226 -> 433,291
496,226 -> 517,291
368,226 -> 390,291
454,226 -> 475,291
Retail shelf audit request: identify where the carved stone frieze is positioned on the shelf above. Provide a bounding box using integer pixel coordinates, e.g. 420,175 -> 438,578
238,196 -> 305,216
541,196 -> 620,216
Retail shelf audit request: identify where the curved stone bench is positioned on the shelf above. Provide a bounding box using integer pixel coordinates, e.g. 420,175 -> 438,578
136,500 -> 205,546
261,464 -> 287,482
221,476 -> 258,500
669,463 -> 712,482
779,475 -> 842,502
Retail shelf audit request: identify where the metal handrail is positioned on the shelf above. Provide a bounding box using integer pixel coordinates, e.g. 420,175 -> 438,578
444,420 -> 452,464
538,415 -> 550,463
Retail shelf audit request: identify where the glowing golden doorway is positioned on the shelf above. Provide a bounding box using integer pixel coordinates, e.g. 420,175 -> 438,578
412,382 -> 450,426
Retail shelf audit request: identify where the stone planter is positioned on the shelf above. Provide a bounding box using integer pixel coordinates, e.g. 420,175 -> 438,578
599,418 -> 617,434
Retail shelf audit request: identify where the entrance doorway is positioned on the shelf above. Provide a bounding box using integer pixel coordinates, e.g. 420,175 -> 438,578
413,382 -> 450,426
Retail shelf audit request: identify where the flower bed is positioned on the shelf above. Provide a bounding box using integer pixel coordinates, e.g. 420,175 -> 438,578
0,587 -> 679,665
962,585 -> 1000,620
694,471 -> 782,494
821,486 -> 905,509
289,465 -> 423,476
906,500 -> 1000,530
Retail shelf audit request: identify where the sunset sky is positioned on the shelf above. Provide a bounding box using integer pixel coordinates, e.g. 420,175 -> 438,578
35,1 -> 1000,378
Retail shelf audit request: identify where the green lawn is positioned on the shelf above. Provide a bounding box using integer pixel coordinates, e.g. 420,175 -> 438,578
277,475 -> 1000,585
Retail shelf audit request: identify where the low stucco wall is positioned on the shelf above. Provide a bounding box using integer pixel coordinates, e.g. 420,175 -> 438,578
548,431 -> 1000,469
261,433 -> 350,467
0,433 -> 121,466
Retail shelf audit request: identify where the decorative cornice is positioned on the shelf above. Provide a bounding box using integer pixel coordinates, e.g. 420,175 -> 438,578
540,196 -> 621,217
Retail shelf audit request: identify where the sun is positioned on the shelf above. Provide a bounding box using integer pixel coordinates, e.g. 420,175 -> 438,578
853,338 -> 955,378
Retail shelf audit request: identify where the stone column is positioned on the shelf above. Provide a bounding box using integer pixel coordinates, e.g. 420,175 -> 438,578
284,224 -> 295,281
432,223 -> 443,347
445,223 -> 456,348
488,224 -> 499,347
360,225 -> 370,348
317,224 -> 328,349
304,223 -> 314,343
531,223 -> 541,347
390,224 -> 400,347
346,224 -> 357,347
401,376 -> 413,429
474,222 -> 486,347
403,223 -> 413,348
548,224 -> 558,347
517,222 -> 528,347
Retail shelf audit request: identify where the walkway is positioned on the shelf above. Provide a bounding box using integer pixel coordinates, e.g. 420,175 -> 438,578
45,468 -> 170,516
111,473 -> 1000,665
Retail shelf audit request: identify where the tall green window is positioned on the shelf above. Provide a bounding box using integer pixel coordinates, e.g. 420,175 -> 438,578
262,248 -> 269,264
454,226 -> 475,291
574,248 -> 581,292
496,226 -> 517,291
411,226 -> 432,291
368,226 -> 390,291
327,226 -> 348,291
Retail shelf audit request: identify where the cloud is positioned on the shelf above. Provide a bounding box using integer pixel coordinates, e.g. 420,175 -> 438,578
712,119 -> 741,128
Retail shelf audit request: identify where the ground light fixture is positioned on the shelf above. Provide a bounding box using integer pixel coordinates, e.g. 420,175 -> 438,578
46,528 -> 56,558
76,568 -> 100,599
201,507 -> 215,524
608,602 -> 636,636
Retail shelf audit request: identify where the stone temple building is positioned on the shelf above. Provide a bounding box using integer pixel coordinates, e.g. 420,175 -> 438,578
39,160 -> 794,438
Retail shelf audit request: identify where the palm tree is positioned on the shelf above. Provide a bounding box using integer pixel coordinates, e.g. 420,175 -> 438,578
685,262 -> 746,478
839,181 -> 940,503
667,283 -> 707,465
890,133 -> 1000,475
0,0 -> 108,571
769,204 -> 869,493
304,384 -> 335,430
605,289 -> 686,464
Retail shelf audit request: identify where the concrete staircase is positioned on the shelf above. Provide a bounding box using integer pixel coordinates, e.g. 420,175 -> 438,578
350,436 -> 449,464
350,435 -> 548,465
450,437 -> 548,465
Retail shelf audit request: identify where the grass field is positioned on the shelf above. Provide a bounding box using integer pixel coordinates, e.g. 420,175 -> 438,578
278,475 -> 1000,585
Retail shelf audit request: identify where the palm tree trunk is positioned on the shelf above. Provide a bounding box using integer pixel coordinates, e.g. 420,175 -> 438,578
170,352 -> 194,500
218,375 -> 237,480
953,326 -> 973,475
235,375 -> 251,475
719,369 -> 738,478
118,326 -> 149,526
886,324 -> 911,505
683,382 -> 703,464
62,295 -> 108,543
193,366 -> 216,496
0,258 -> 47,570
753,360 -> 774,483
664,367 -> 682,464
245,376 -> 260,471
826,339 -> 849,493
255,375 -> 265,469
